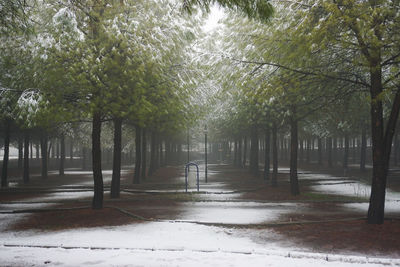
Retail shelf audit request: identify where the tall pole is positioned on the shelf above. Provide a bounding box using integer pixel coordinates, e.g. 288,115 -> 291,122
205,127 -> 208,183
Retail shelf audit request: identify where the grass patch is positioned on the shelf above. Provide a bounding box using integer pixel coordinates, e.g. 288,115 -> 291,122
302,192 -> 368,202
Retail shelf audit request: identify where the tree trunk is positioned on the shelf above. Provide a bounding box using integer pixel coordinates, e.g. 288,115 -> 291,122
327,137 -> 332,167
243,136 -> 247,167
343,134 -> 349,172
271,123 -> 278,187
360,128 -> 367,172
250,125 -> 259,176
59,134 -> 65,175
148,131 -> 156,176
82,146 -> 87,170
238,137 -> 242,168
141,128 -> 147,180
111,118 -> 122,198
233,139 -> 238,166
306,139 -> 310,163
289,114 -> 300,195
394,133 -> 399,166
366,66 -> 399,224
318,138 -> 322,165
1,120 -> 10,187
333,138 -> 337,166
36,142 -> 39,159
18,136 -> 23,169
92,112 -> 103,209
23,131 -> 30,184
299,139 -> 304,162
41,134 -> 48,179
70,137 -> 73,161
264,128 -> 270,181
133,125 -> 141,184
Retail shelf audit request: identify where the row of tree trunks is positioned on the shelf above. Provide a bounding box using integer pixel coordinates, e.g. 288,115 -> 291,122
1,120 -> 10,187
263,128 -> 270,181
249,125 -> 259,176
23,131 -> 30,184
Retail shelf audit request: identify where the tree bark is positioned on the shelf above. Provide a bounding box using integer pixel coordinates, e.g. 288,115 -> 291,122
233,139 -> 238,166
243,136 -> 247,167
141,129 -> 147,180
327,137 -> 332,167
289,113 -> 300,195
59,134 -> 65,175
23,131 -> 30,184
18,136 -> 23,169
238,137 -> 242,168
249,125 -> 259,176
148,131 -> 156,176
271,122 -> 278,187
1,120 -> 10,187
111,118 -> 122,198
366,66 -> 400,224
133,125 -> 141,184
360,128 -> 367,172
70,137 -> 73,161
343,134 -> 349,171
92,112 -> 103,209
264,128 -> 270,181
318,137 -> 323,165
40,134 -> 48,179
82,146 -> 87,170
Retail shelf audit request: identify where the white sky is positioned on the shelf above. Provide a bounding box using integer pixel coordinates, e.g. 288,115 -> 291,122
202,5 -> 225,33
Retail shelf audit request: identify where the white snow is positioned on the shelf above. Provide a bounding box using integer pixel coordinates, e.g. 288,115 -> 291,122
0,222 -> 398,266
178,202 -> 307,224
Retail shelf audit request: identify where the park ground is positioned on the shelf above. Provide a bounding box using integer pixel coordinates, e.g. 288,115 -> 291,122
1,161 -> 400,266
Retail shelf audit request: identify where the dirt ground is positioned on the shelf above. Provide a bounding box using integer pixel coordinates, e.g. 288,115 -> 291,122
2,163 -> 400,257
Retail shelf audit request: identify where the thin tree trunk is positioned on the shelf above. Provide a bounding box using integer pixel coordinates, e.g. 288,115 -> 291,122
133,125 -> 141,184
41,134 -> 48,179
148,131 -> 156,176
243,136 -> 247,167
318,138 -> 322,165
36,142 -> 39,159
141,128 -> 147,180
360,128 -> 367,172
289,113 -> 300,196
264,128 -> 270,181
343,134 -> 349,173
233,139 -> 238,166
23,131 -> 30,184
18,136 -> 23,169
111,118 -> 122,198
271,122 -> 278,187
238,137 -> 242,168
327,137 -> 332,167
70,138 -> 73,161
1,120 -> 10,187
82,146 -> 87,170
250,125 -> 259,176
59,134 -> 65,175
92,112 -> 103,209
394,133 -> 399,166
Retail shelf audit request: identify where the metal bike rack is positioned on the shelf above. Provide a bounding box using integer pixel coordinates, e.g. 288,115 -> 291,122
185,162 -> 199,192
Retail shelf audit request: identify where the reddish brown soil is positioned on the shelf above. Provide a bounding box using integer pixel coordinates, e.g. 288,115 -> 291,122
271,219 -> 400,257
11,207 -> 140,231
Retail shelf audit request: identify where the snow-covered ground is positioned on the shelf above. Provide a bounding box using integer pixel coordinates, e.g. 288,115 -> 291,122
1,168 -> 400,266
